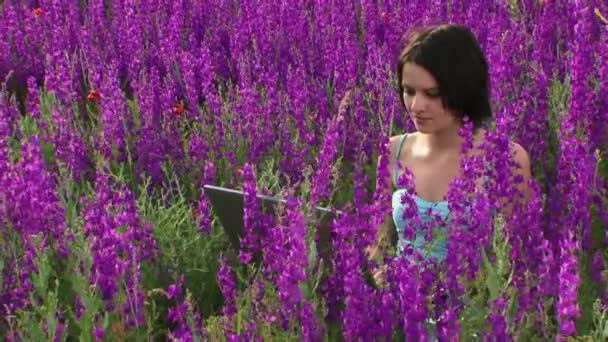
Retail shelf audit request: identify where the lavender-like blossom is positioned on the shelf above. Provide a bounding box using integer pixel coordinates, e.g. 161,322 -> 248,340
261,196 -> 321,340
99,62 -> 128,161
217,257 -> 238,335
196,160 -> 216,234
239,163 -> 262,264
568,0 -> 597,139
309,106 -> 345,206
82,167 -> 157,323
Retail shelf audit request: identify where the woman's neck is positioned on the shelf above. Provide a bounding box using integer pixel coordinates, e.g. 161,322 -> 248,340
418,123 -> 466,153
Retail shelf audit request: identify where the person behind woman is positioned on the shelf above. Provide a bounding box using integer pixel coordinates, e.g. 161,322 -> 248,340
368,24 -> 532,284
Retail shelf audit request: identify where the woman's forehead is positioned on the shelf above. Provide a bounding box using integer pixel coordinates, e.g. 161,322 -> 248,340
401,63 -> 438,89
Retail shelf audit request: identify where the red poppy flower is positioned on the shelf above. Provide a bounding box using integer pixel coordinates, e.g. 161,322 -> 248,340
381,11 -> 393,24
595,8 -> 608,26
87,89 -> 101,102
172,102 -> 186,115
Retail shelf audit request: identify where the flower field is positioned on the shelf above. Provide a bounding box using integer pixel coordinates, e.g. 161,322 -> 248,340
1,0 -> 607,340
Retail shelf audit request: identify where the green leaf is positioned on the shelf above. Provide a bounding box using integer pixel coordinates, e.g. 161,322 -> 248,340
19,114 -> 39,138
307,239 -> 318,273
482,248 -> 500,302
507,290 -> 519,326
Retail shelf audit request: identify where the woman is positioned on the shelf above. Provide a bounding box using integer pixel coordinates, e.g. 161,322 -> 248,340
369,24 -> 532,283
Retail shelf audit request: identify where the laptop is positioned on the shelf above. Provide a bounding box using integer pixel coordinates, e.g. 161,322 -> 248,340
203,184 -> 341,263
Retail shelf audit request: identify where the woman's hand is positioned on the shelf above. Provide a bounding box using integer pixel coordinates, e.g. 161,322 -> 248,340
372,264 -> 387,287
338,88 -> 355,115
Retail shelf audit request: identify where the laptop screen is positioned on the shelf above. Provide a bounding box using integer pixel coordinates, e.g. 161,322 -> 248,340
203,184 -> 341,256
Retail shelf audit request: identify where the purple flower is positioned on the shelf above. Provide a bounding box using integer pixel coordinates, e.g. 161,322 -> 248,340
168,302 -> 188,323
385,256 -> 430,341
54,321 -> 65,342
168,278 -> 184,300
528,0 -> 557,161
557,231 -> 580,337
217,257 -> 238,333
82,167 -> 157,323
188,132 -> 209,167
134,67 -> 166,184
488,295 -> 509,340
0,132 -> 72,314
196,160 -> 216,234
98,62 -> 128,161
260,196 -> 322,340
239,162 -> 259,261
26,76 -> 41,121
74,296 -> 85,320
93,325 -> 105,341
597,20 -> 608,150
309,107 -> 345,206
591,251 -> 605,284
568,0 -> 599,142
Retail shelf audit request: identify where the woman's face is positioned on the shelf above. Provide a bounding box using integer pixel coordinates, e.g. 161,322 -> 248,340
401,62 -> 460,134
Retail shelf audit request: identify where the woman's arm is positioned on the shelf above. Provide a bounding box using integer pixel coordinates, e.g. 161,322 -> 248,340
364,137 -> 400,286
366,213 -> 396,261
502,142 -> 533,215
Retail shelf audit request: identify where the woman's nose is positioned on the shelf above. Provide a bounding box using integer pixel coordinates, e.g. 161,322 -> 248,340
410,93 -> 426,113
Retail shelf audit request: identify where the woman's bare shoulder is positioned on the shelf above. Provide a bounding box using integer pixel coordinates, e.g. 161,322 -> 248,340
377,135 -> 400,167
509,142 -> 532,176
388,133 -> 415,161
382,133 -> 416,173
377,134 -> 410,177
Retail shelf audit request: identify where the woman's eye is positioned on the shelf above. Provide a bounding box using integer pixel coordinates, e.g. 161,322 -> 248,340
427,92 -> 440,98
404,89 -> 415,96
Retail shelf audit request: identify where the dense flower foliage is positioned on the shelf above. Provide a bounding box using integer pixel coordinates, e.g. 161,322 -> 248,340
0,0 -> 606,340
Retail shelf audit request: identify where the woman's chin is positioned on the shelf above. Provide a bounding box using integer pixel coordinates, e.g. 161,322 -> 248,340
414,124 -> 434,134
412,118 -> 435,132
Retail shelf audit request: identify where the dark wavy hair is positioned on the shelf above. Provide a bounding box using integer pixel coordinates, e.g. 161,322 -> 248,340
396,24 -> 492,128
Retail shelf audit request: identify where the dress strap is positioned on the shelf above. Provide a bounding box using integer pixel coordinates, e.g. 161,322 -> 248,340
393,133 -> 408,187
